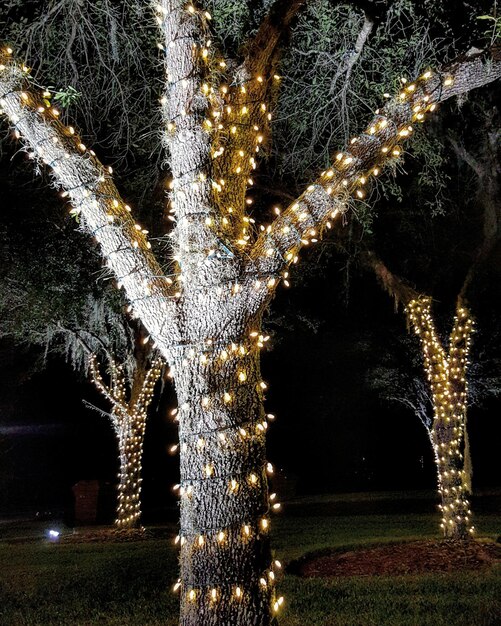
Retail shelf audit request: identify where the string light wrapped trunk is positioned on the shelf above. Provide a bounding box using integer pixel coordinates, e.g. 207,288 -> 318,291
1,8 -> 500,623
365,253 -> 477,540
170,331 -> 281,624
406,298 -> 474,540
90,354 -> 163,529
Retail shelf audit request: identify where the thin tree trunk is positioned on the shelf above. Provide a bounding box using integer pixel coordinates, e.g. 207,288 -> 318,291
432,419 -> 472,540
90,353 -> 162,530
115,407 -> 147,528
462,417 -> 473,495
407,298 -> 474,540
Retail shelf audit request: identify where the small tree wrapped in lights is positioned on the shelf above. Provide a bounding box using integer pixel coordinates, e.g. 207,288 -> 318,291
89,353 -> 162,529
1,1 -> 500,622
364,253 -> 478,540
406,298 -> 474,539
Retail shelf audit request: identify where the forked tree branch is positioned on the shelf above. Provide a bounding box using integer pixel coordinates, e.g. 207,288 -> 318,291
89,353 -> 127,418
0,51 -> 180,355
248,45 -> 501,310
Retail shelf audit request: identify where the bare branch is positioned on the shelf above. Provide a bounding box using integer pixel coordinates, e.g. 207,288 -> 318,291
451,130 -> 501,300
449,136 -> 484,179
82,399 -> 117,422
386,394 -> 432,434
329,14 -> 374,95
361,250 -> 420,309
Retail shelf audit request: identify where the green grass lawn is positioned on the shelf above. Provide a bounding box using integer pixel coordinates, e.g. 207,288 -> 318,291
1,491 -> 500,625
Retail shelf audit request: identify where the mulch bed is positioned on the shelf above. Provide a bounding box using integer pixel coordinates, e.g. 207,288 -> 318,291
290,540 -> 501,578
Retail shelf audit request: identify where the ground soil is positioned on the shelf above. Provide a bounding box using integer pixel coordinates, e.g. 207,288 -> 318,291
292,539 -> 501,577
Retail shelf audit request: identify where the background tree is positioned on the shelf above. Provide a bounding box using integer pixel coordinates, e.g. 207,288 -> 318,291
89,344 -> 163,529
1,1 -> 500,625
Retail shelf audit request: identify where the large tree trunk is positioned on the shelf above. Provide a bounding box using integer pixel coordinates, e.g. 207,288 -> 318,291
171,323 -> 278,625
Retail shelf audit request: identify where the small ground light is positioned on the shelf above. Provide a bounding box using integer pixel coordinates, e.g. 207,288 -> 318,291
48,529 -> 60,540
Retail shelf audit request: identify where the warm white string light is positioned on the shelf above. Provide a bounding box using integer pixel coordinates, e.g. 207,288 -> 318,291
1,8 -> 498,619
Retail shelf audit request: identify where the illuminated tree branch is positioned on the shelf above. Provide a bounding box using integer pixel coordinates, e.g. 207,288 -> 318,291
0,50 -> 180,355
248,46 -> 501,303
213,0 -> 305,240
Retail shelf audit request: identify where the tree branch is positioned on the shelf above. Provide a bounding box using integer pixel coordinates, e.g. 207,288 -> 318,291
198,0 -> 306,245
361,250 -> 420,309
450,130 -> 501,301
0,50 -> 180,356
133,357 -> 163,414
386,394 -> 432,433
88,353 -> 125,418
448,302 -> 474,410
449,136 -> 484,179
329,14 -> 374,95
155,2 -> 248,284
243,0 -> 306,78
82,398 -> 118,423
55,323 -> 110,357
247,45 -> 501,309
